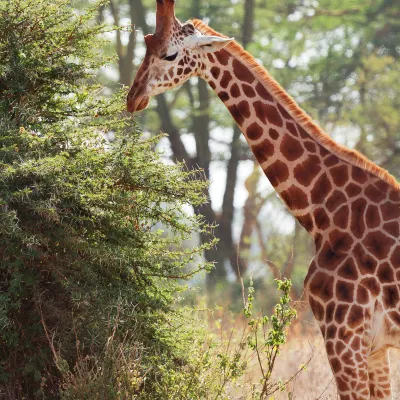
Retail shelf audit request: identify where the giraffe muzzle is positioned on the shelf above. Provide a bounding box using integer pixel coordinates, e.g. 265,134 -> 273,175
127,94 -> 150,113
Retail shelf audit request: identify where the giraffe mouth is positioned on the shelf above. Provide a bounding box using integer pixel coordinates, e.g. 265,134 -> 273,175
127,95 -> 150,113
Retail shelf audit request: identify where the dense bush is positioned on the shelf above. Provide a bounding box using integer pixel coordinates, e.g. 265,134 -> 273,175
0,0 -> 216,398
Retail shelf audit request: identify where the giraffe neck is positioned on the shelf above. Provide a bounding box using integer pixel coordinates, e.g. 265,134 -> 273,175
198,48 -> 396,238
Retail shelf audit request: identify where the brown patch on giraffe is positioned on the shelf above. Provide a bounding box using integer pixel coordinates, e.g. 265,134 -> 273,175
314,233 -> 323,249
309,296 -> 324,321
297,125 -> 309,139
280,185 -> 308,210
326,190 -> 347,212
383,221 -> 399,237
360,277 -> 380,296
252,139 -> 274,163
377,263 -> 394,283
389,190 -> 400,202
206,53 -> 215,63
228,105 -> 245,125
375,179 -> 389,192
280,135 -> 304,161
253,101 -> 267,124
350,197 -> 367,239
366,204 -> 381,229
325,302 -> 335,323
347,305 -> 364,328
335,341 -> 346,355
324,155 -> 340,168
242,83 -> 255,97
354,243 -> 378,274
333,205 -> 349,230
230,83 -> 241,98
285,121 -> 298,137
330,357 -> 341,373
343,366 -> 354,377
220,71 -> 232,89
356,285 -> 369,305
264,160 -> 289,187
293,155 -> 321,187
309,271 -> 334,301
336,280 -> 355,303
277,103 -> 292,120
255,82 -> 273,102
383,285 -> 399,308
388,311 -> 400,326
210,66 -> 220,79
342,349 -> 356,366
362,231 -> 395,260
232,59 -> 255,83
391,246 -> 400,267
177,68 -> 183,75
269,128 -> 279,140
258,104 -> 284,127
381,202 -> 400,221
336,377 -> 349,392
335,304 -> 349,324
326,325 -> 337,340
365,184 -> 386,203
338,326 -> 353,344
338,257 -> 358,281
297,213 -> 313,232
246,122 -> 263,141
326,340 -> 334,354
330,230 -> 354,253
314,207 -> 330,230
209,81 -> 216,90
345,182 -> 362,198
184,67 -> 192,75
237,100 -> 250,119
304,141 -> 317,153
318,234 -> 352,269
311,173 -> 332,205
218,91 -> 229,102
174,78 -> 179,84
352,166 -> 368,184
329,164 -> 349,187
351,336 -> 361,351
214,49 -> 230,66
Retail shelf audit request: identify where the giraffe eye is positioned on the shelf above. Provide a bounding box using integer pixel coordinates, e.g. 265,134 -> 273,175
163,52 -> 178,62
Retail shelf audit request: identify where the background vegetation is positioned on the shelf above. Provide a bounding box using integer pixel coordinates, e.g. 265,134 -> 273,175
1,0 -> 399,398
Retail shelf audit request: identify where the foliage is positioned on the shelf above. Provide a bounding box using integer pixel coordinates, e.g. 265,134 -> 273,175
243,278 -> 301,398
0,0 -> 220,398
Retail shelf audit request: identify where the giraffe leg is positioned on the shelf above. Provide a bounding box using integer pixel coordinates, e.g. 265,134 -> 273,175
368,348 -> 392,400
319,323 -> 371,400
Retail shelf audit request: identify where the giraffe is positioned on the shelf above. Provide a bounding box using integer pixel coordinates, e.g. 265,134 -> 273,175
126,1 -> 400,398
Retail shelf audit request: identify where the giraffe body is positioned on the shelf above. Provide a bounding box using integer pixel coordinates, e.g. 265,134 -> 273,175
127,2 -> 400,398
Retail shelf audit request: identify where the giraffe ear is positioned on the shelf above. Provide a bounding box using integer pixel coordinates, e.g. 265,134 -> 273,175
190,35 -> 234,52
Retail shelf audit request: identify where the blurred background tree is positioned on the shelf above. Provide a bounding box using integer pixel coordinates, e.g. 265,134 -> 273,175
86,0 -> 399,296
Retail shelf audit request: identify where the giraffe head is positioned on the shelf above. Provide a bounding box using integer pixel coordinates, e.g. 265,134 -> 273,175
126,0 -> 233,112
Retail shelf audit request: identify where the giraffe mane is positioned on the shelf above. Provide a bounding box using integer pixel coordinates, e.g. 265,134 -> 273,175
192,19 -> 400,191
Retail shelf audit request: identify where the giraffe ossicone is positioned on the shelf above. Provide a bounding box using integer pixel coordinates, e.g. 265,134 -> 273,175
127,1 -> 400,399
